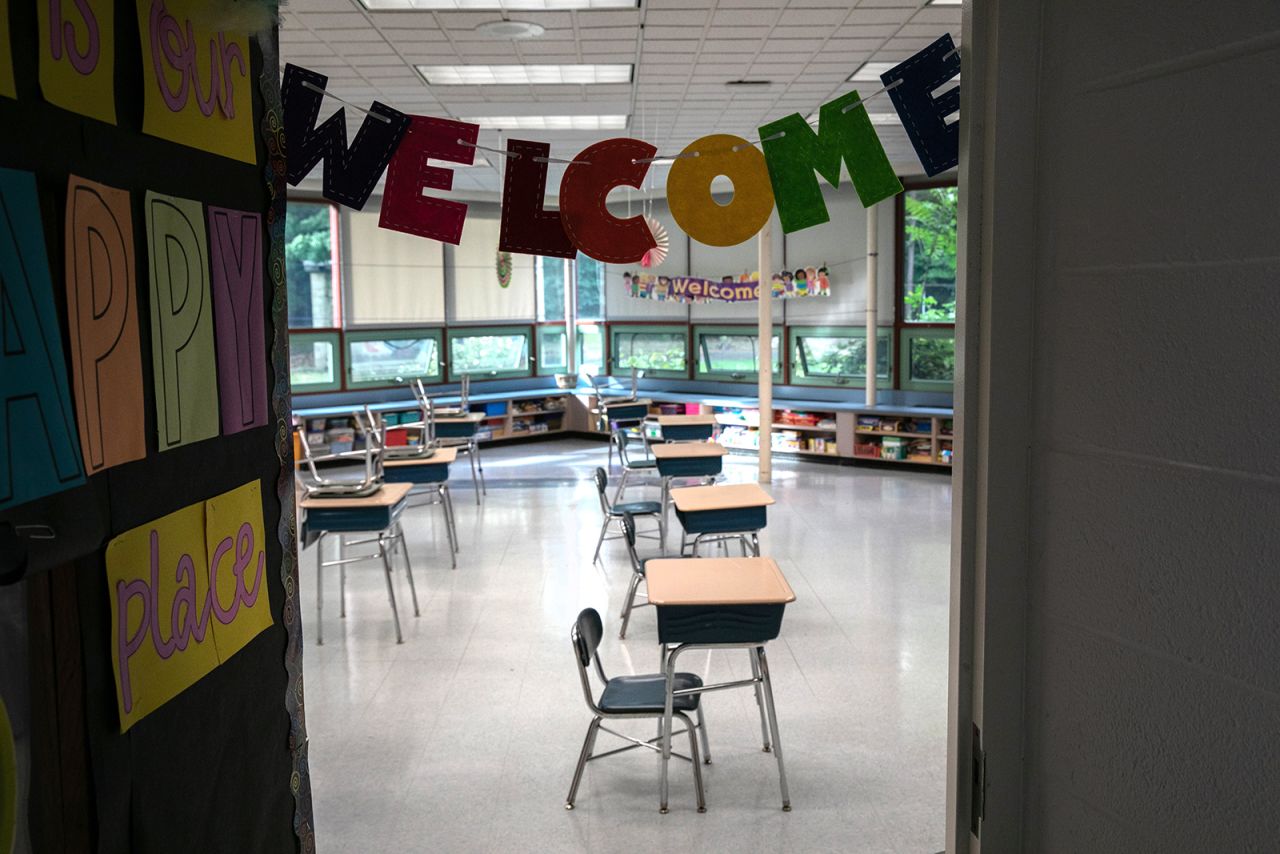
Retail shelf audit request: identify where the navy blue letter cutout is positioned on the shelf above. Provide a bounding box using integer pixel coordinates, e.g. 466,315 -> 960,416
881,34 -> 961,177
282,64 -> 411,211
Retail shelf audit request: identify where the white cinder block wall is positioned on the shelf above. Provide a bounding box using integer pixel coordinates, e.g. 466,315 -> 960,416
1011,0 -> 1280,848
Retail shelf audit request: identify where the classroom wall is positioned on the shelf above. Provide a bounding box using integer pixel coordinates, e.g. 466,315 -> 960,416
988,0 -> 1280,848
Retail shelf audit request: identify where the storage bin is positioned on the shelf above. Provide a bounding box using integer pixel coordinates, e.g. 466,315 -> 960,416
880,436 -> 906,460
482,402 -> 507,416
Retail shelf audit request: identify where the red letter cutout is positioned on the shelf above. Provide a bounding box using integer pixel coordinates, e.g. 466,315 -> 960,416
498,139 -> 576,259
558,138 -> 657,264
378,116 -> 478,244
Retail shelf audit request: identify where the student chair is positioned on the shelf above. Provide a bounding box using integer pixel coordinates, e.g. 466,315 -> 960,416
618,512 -> 659,640
565,608 -> 710,813
611,428 -> 658,502
593,467 -> 663,563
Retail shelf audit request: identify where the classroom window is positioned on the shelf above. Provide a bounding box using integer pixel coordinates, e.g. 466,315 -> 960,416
901,186 -> 957,324
791,326 -> 892,387
536,254 -> 606,321
345,329 -> 443,390
610,325 -> 688,378
289,332 -> 342,393
447,326 -> 532,380
536,324 -> 605,376
285,201 -> 340,329
900,329 -> 956,390
694,326 -> 782,382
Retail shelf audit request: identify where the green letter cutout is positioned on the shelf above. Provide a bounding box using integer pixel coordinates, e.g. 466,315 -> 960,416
758,91 -> 903,233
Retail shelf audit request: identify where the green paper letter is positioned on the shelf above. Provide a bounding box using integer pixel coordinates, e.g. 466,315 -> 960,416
758,91 -> 903,234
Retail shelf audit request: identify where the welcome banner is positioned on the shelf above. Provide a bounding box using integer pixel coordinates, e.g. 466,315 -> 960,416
281,35 -> 961,267
627,266 -> 832,303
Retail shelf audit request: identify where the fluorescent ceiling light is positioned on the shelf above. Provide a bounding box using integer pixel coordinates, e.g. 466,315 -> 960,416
848,61 -> 898,82
460,114 -> 628,130
930,0 -> 962,5
360,0 -> 637,10
418,64 -> 632,86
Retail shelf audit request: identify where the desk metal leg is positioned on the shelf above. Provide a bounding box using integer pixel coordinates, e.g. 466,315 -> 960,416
467,444 -> 481,505
440,486 -> 458,567
395,522 -> 420,616
749,651 -> 772,752
756,646 -> 791,811
378,538 -> 404,644
660,648 -> 675,813
316,533 -> 325,645
474,438 -> 487,496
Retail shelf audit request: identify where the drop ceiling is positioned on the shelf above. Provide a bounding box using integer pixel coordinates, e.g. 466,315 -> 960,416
280,0 -> 961,199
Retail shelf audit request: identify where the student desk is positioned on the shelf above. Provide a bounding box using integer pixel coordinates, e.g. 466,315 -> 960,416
654,413 -> 717,442
668,482 -> 774,556
646,556 -> 795,813
433,412 -> 486,504
383,447 -> 459,569
594,397 -> 652,425
301,482 -> 418,644
651,443 -> 726,537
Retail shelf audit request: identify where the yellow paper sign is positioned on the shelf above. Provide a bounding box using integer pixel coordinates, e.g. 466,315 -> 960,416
136,0 -> 256,164
106,480 -> 273,731
38,0 -> 116,124
0,0 -> 15,100
204,480 -> 273,658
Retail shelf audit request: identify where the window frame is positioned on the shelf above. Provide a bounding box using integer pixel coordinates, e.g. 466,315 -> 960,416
789,325 -> 894,388
445,324 -> 534,382
693,324 -> 783,383
343,327 -> 444,390
608,323 -> 690,380
535,322 -> 605,377
899,327 -> 956,391
286,199 -> 342,331
288,330 -> 343,393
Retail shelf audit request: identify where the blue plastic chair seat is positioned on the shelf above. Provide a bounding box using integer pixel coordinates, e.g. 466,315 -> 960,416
599,673 -> 703,713
612,500 -> 662,516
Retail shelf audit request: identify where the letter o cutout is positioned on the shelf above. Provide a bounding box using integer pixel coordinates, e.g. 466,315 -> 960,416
667,134 -> 776,247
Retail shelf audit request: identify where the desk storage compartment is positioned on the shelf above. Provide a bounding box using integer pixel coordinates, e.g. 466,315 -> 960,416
657,456 -> 724,478
383,461 -> 450,484
607,402 -> 649,422
675,505 -> 767,534
656,603 -> 786,645
435,420 -> 479,438
661,423 -> 715,442
304,497 -> 408,533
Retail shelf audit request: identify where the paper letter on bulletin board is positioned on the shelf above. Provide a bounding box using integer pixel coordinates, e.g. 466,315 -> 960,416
38,0 -> 116,124
106,499 -> 220,731
65,176 -> 147,473
145,192 -> 220,451
0,168 -> 86,511
0,0 -> 15,100
137,0 -> 256,164
204,480 -> 272,658
207,207 -> 267,435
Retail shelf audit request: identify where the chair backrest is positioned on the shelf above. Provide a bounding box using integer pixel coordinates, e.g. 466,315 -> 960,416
612,428 -> 633,467
570,608 -> 608,711
592,467 -> 611,514
620,512 -> 643,575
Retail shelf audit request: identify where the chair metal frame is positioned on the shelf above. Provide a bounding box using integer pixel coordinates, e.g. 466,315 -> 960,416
618,512 -> 654,639
364,405 -> 460,569
611,427 -> 659,502
313,520 -> 419,645
566,608 -> 710,813
592,467 -> 663,563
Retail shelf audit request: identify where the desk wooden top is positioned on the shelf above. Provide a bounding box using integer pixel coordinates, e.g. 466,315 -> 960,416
301,481 -> 412,509
651,442 -> 726,460
669,482 -> 774,512
646,557 -> 795,606
382,447 -> 457,467
434,411 -> 485,423
656,413 -> 716,426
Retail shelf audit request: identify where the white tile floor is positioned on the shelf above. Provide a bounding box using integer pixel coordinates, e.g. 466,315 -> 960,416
300,439 -> 951,853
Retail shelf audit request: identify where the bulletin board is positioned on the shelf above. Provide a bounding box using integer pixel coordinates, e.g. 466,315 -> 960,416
0,2 -> 310,852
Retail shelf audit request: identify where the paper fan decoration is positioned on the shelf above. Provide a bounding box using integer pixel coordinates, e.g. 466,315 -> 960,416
496,250 -> 513,288
641,215 -> 669,267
